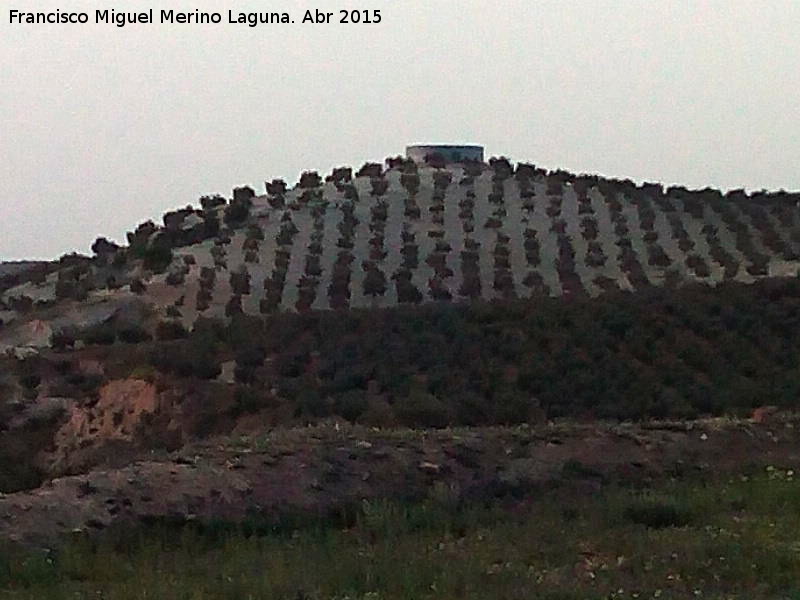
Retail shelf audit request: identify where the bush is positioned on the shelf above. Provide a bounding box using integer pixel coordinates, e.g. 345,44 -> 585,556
623,498 -> 692,529
357,163 -> 383,178
334,390 -> 369,422
51,327 -> 77,351
149,341 -> 220,380
200,195 -> 226,211
155,320 -> 188,340
19,373 -> 41,390
395,389 -> 449,428
233,186 -> 255,204
327,166 -> 352,184
224,198 -> 251,225
142,245 -> 173,273
400,173 -> 420,195
203,212 -> 221,239
82,323 -> 116,345
165,270 -> 185,286
561,459 -> 603,480
292,380 -> 329,419
130,278 -> 146,294
230,269 -> 251,296
246,224 -> 265,241
299,171 -> 322,189
55,272 -> 90,301
266,179 -> 287,196
118,325 -> 152,344
232,386 -> 267,415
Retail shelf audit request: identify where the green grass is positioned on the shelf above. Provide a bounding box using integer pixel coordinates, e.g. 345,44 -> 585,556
3,468 -> 800,599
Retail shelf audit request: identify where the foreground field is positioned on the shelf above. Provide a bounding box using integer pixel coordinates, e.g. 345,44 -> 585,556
4,468 -> 800,599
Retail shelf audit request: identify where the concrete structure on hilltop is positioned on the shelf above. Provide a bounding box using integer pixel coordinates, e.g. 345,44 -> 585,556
406,144 -> 484,164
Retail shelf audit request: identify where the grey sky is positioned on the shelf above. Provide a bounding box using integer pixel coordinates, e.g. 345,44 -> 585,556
1,0 -> 798,260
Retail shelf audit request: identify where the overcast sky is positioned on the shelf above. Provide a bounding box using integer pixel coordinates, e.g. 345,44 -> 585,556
1,1 -> 798,260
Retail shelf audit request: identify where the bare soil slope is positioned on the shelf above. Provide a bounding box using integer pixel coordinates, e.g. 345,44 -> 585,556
3,416 -> 799,546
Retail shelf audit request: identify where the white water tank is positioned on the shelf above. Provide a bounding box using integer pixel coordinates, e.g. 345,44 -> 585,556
406,144 -> 484,164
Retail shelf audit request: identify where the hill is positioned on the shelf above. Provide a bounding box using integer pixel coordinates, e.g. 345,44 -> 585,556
1,156 -> 799,351
1,154 -> 800,493
4,154 -> 800,591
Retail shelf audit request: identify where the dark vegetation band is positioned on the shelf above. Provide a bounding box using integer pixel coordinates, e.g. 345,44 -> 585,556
17,275 -> 800,427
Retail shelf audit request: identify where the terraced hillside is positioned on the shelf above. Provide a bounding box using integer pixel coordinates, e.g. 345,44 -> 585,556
1,157 -> 799,349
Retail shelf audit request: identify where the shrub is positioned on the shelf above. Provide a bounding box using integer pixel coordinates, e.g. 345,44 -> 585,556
126,220 -> 158,250
225,295 -> 244,317
489,157 -> 513,179
327,166 -> 352,184
110,249 -> 129,268
55,266 -> 92,301
384,156 -> 405,169
203,213 -> 220,239
149,341 -> 220,380
245,224 -> 265,242
200,195 -> 226,211
223,199 -> 251,226
166,270 -> 185,286
463,160 -> 483,177
299,171 -> 322,189
363,266 -> 387,297
129,278 -> 146,294
232,386 -> 267,415
357,163 -> 383,178
233,186 -> 255,203
395,389 -> 449,428
155,320 -> 188,340
623,498 -> 692,529
266,179 -> 287,196
19,373 -> 41,390
370,178 -> 389,196
294,378 -> 329,419
546,179 -> 563,196
400,173 -> 420,195
51,327 -> 77,351
82,323 -> 116,345
118,325 -> 152,344
194,355 -> 222,380
142,245 -> 173,273
230,269 -> 251,296
91,237 -> 120,257
561,459 -> 603,480
334,390 -> 369,422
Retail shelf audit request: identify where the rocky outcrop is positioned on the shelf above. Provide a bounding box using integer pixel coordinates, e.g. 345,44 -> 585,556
46,379 -> 175,475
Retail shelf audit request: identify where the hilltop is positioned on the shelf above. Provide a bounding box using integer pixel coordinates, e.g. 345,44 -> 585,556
2,156 -> 799,351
